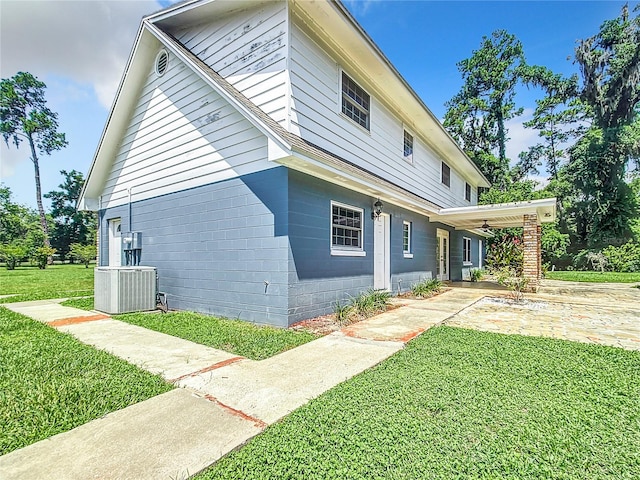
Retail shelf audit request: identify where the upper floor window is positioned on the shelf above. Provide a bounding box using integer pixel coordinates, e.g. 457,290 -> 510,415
331,201 -> 364,255
465,182 -> 472,202
441,162 -> 451,188
403,130 -> 413,163
463,237 -> 472,264
341,72 -> 370,130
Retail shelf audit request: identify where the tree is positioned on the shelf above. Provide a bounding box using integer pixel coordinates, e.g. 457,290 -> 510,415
70,243 -> 97,268
567,4 -> 640,245
516,74 -> 585,181
0,185 -> 39,244
444,30 -> 526,187
45,170 -> 97,262
0,72 -> 68,250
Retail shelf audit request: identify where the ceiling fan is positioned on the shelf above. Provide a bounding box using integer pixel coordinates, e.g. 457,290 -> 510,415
481,220 -> 491,230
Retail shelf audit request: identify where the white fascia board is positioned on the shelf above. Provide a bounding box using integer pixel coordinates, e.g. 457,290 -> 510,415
145,22 -> 292,158
440,198 -> 557,216
278,148 -> 439,217
78,25 -> 158,211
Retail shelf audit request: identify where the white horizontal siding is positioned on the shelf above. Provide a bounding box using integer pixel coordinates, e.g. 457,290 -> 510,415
172,1 -> 288,128
101,52 -> 274,209
289,23 -> 474,209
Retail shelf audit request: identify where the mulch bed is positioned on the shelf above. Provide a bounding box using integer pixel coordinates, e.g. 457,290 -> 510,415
289,289 -> 446,336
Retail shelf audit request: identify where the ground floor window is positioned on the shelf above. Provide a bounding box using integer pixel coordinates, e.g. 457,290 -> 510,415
463,236 -> 472,264
331,201 -> 363,254
403,221 -> 413,258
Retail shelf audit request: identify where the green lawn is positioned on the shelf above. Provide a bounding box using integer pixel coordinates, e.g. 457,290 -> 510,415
0,307 -> 172,455
0,264 -> 94,303
115,311 -> 319,361
198,326 -> 640,479
545,270 -> 640,283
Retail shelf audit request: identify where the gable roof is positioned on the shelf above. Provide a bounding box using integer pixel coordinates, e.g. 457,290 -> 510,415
78,0 -> 488,217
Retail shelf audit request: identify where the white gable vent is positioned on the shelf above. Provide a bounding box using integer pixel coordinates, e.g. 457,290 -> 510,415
155,50 -> 169,76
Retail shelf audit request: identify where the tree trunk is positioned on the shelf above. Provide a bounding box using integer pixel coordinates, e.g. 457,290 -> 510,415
28,135 -> 52,251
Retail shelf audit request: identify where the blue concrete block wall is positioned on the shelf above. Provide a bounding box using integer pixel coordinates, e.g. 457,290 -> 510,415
449,230 -> 485,281
98,166 -> 482,326
287,170 -> 436,323
98,167 -> 291,327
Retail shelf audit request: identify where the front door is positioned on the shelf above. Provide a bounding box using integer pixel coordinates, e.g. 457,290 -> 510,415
436,228 -> 449,281
373,214 -> 390,290
108,218 -> 122,266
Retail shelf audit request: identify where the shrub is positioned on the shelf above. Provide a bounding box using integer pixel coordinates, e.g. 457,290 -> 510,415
334,288 -> 391,324
602,242 -> 640,272
411,278 -> 442,297
469,269 -> 484,282
496,267 -> 528,302
486,234 -> 523,275
0,243 -> 28,270
70,243 -> 96,268
32,246 -> 56,269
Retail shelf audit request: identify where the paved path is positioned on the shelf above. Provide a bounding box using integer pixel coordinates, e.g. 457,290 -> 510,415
2,281 -> 638,479
446,280 -> 640,351
0,289 -> 484,480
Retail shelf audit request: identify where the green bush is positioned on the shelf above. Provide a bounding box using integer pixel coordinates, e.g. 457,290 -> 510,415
469,269 -> 484,282
411,278 -> 443,297
485,234 -> 523,275
334,288 -> 391,324
69,243 -> 96,268
602,242 -> 640,272
0,242 -> 28,270
31,246 -> 56,269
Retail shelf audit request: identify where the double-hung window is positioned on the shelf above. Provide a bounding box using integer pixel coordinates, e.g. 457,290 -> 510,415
341,72 -> 370,130
463,237 -> 472,264
465,182 -> 472,202
403,130 -> 413,163
403,221 -> 413,258
331,202 -> 364,256
441,162 -> 451,187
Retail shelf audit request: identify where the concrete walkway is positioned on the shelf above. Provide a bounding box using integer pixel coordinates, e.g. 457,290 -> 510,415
4,281 -> 636,479
0,289 -> 485,480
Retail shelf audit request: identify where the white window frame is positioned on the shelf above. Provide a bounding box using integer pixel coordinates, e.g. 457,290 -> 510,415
403,129 -> 414,164
403,221 -> 413,258
465,182 -> 472,202
442,162 -> 451,188
463,236 -> 472,265
340,71 -> 371,131
330,201 -> 366,257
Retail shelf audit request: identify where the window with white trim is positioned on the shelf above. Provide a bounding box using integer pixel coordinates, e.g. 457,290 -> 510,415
403,130 -> 413,163
341,72 -> 370,130
463,237 -> 472,264
403,221 -> 412,257
465,182 -> 472,202
442,162 -> 451,187
331,202 -> 363,253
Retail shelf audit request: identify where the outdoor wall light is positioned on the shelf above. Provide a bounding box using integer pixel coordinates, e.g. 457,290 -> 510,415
371,199 -> 384,220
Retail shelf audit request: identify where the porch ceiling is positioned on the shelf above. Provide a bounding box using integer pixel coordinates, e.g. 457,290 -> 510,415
434,198 -> 557,230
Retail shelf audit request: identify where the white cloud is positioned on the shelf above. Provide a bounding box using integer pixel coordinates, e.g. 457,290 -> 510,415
0,0 -> 160,108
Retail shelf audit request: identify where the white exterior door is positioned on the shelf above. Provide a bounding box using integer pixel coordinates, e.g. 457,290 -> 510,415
373,214 -> 390,290
436,228 -> 449,281
108,219 -> 122,266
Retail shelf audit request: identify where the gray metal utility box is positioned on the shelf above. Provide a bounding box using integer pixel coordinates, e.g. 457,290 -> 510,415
94,266 -> 156,314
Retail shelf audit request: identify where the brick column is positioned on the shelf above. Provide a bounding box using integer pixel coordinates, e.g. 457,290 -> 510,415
522,214 -> 540,292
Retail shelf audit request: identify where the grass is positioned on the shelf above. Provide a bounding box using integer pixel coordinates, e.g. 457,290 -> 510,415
62,297 -> 319,360
545,270 -> 640,283
0,264 -> 94,303
0,307 -> 172,455
197,327 -> 640,479
114,311 -> 319,360
60,296 -> 95,311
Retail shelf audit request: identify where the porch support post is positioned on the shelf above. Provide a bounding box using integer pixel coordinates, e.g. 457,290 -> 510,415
522,214 -> 541,292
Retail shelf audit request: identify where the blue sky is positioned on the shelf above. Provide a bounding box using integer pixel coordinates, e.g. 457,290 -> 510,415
1,0 -> 636,209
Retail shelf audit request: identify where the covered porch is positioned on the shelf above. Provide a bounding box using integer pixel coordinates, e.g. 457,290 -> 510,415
433,198 -> 557,292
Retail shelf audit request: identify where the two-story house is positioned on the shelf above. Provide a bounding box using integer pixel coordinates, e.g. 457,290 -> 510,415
79,0 -> 556,327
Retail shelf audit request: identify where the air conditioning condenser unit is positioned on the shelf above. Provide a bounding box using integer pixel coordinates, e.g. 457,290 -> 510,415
94,266 -> 156,314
